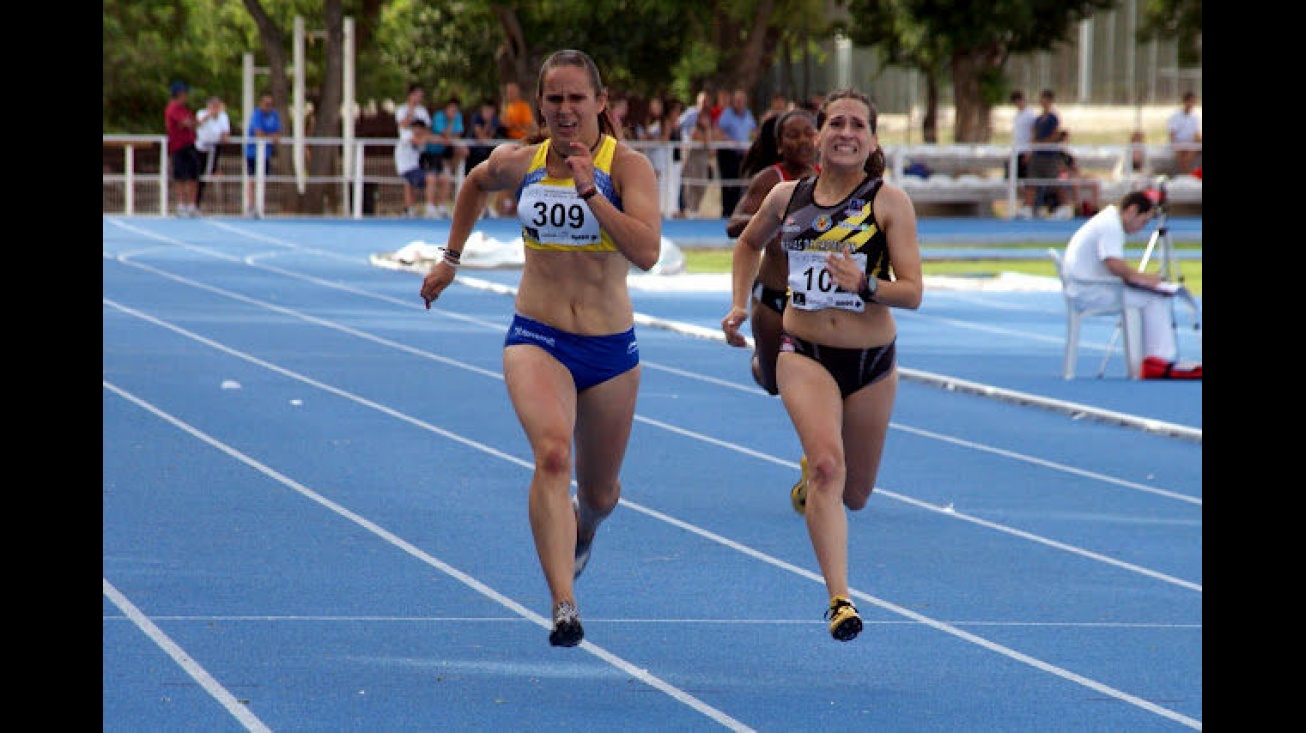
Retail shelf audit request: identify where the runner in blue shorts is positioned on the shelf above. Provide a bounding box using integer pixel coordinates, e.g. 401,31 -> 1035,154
504,314 -> 638,391
420,50 -> 662,648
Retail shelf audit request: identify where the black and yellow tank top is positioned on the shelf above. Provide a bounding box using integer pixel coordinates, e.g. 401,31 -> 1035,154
781,174 -> 889,313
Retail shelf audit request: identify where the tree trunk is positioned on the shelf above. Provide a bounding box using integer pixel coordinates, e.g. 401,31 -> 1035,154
241,0 -> 291,130
700,2 -> 782,107
921,72 -> 938,144
730,0 -> 777,92
303,0 -> 344,215
243,0 -> 293,211
950,47 -> 1000,143
492,7 -> 532,93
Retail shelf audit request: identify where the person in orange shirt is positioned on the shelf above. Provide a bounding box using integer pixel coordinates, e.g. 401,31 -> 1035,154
491,80 -> 536,216
500,81 -> 535,141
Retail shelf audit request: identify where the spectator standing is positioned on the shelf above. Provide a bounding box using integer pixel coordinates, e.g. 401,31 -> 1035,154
609,96 -> 631,138
499,81 -> 535,141
635,96 -> 662,142
638,97 -> 670,206
711,89 -> 731,125
425,96 -> 468,215
1129,130 -> 1149,174
164,81 -> 201,217
244,91 -> 282,217
715,89 -> 758,217
396,83 -> 432,138
394,84 -> 433,216
721,88 -> 924,642
761,91 -> 791,122
679,91 -> 718,217
194,95 -> 231,213
465,98 -> 499,173
493,81 -> 535,217
1009,90 -> 1036,218
1023,89 -> 1063,217
464,98 -> 500,218
1061,191 -> 1201,379
1119,129 -> 1151,186
1054,130 -> 1098,218
419,49 -> 662,648
1167,91 -> 1201,175
662,98 -> 686,217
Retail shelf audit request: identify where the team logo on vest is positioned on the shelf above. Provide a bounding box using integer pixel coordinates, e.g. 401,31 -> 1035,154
813,214 -> 833,232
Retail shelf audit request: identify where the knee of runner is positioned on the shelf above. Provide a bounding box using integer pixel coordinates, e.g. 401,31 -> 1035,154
535,439 -> 572,477
843,485 -> 874,512
807,454 -> 845,493
577,489 -> 620,518
751,360 -> 779,395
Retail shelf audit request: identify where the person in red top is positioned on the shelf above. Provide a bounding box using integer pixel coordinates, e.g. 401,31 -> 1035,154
710,88 -> 730,124
165,81 -> 201,216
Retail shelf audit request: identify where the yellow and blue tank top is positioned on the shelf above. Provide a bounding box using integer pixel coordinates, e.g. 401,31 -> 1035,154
516,134 -> 622,252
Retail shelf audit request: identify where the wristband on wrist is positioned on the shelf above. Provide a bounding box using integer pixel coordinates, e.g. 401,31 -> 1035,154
440,247 -> 461,268
578,184 -> 598,201
857,274 -> 879,302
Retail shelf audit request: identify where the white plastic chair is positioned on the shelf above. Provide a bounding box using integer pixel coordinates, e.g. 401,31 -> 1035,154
1048,248 -> 1143,379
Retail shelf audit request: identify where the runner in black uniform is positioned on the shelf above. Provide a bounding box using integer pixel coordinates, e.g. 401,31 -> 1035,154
721,89 -> 923,642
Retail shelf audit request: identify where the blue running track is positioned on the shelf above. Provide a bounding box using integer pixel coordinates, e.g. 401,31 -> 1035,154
104,215 -> 1201,731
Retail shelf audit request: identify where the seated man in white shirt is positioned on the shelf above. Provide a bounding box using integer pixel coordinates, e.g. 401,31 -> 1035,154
1062,190 -> 1201,379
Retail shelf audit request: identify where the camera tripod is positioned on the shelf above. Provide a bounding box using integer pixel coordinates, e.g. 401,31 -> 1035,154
1097,177 -> 1201,378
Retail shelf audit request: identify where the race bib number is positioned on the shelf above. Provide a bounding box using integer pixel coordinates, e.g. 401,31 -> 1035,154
787,249 -> 867,312
518,184 -> 602,246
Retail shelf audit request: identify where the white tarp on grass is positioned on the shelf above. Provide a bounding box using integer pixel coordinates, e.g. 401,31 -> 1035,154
373,230 -> 687,275
370,231 -> 1060,292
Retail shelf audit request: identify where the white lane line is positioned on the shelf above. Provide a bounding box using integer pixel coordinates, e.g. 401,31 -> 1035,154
103,304 -> 1200,730
104,379 -> 753,731
102,579 -> 273,732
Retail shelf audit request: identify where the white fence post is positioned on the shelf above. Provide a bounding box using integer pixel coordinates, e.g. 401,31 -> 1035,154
124,145 -> 135,216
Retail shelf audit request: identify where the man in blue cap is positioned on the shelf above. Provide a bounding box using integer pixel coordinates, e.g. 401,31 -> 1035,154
165,81 -> 201,216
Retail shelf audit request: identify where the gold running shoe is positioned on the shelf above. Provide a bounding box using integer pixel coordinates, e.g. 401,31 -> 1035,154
790,455 -> 809,515
825,596 -> 862,642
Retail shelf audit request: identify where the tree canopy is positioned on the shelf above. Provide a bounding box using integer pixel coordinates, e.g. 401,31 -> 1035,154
105,0 -> 841,134
104,0 -> 1199,142
840,0 -> 1119,141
